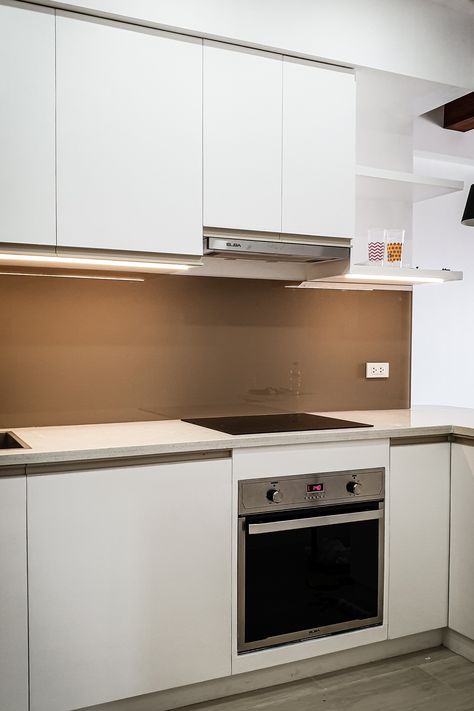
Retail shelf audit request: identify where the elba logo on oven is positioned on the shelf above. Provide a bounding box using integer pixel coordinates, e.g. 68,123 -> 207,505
226,241 -> 243,248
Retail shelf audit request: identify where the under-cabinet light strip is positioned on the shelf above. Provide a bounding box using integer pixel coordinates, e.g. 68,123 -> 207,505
0,271 -> 144,282
0,253 -> 190,272
345,273 -> 444,284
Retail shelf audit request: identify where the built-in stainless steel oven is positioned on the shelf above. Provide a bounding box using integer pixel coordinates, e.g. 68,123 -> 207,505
238,468 -> 385,653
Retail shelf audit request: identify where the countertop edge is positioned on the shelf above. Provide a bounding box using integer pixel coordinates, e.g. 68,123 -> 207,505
0,422 -> 463,472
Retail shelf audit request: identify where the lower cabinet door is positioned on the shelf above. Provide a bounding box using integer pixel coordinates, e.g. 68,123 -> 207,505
388,442 -> 450,639
449,443 -> 474,640
0,476 -> 28,711
28,458 -> 232,711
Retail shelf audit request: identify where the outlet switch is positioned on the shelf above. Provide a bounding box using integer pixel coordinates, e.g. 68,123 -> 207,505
366,362 -> 389,379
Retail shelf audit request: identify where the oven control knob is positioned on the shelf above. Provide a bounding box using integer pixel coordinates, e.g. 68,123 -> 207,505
347,481 -> 361,495
267,489 -> 282,503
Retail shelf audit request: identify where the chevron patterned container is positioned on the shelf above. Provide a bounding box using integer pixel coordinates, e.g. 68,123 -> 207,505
368,228 -> 386,264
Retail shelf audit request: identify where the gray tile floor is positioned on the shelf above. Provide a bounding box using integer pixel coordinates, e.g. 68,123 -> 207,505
186,648 -> 474,711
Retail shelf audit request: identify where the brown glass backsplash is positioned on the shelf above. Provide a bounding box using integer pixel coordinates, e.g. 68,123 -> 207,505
0,274 -> 411,428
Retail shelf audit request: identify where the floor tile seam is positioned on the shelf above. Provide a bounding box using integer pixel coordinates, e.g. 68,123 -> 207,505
311,665 -> 427,692
308,647 -> 451,688
416,663 -> 465,692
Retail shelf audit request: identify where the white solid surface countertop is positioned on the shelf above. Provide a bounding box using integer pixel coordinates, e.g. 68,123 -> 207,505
1,406 -> 474,468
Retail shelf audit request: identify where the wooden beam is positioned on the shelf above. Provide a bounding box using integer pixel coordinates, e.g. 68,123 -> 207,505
444,92 -> 474,132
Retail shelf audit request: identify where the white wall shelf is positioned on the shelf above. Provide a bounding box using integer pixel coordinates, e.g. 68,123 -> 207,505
296,263 -> 463,290
357,165 -> 464,202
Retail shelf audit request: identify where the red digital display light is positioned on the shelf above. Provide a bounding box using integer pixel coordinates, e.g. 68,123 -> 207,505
307,483 -> 324,492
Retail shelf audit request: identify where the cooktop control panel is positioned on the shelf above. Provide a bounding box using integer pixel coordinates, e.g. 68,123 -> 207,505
239,468 -> 385,515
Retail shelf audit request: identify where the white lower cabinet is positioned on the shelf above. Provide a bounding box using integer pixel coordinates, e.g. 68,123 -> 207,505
0,475 -> 28,711
388,442 -> 450,639
28,458 -> 232,711
449,442 -> 474,640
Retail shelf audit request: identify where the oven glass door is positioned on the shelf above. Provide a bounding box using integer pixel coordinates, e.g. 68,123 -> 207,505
239,502 -> 384,652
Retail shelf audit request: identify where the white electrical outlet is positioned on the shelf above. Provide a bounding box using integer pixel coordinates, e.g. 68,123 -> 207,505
366,362 -> 389,379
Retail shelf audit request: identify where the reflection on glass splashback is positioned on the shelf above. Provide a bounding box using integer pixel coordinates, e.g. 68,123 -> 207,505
0,274 -> 411,427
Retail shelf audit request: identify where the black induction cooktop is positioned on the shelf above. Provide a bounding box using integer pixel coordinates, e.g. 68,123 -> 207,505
182,413 -> 373,436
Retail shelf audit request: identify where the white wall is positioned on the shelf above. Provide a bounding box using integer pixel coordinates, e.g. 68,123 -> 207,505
25,0 -> 474,88
412,157 -> 474,407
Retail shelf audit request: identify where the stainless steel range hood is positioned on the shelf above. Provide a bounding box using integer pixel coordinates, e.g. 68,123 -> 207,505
203,228 -> 351,264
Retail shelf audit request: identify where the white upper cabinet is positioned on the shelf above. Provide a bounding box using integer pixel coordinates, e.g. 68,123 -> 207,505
388,442 -> 450,639
0,2 -> 55,247
28,458 -> 232,711
56,13 -> 202,256
0,8 -> 355,255
203,41 -> 282,233
282,58 -> 355,238
203,45 -> 355,238
449,442 -> 474,640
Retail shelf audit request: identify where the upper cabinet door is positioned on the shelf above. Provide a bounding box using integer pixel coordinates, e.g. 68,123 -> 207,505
203,41 -> 282,233
0,2 -> 55,247
282,58 -> 355,238
56,14 -> 202,256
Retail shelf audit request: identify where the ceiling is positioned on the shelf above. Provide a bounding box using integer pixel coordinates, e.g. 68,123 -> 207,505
429,0 -> 474,14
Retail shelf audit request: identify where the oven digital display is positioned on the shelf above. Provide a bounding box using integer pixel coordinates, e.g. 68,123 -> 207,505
307,483 -> 324,493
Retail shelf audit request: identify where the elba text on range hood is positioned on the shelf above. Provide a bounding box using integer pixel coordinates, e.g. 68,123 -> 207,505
203,228 -> 351,264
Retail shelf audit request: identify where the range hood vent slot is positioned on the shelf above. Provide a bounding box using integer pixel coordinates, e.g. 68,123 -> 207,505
203,228 -> 351,264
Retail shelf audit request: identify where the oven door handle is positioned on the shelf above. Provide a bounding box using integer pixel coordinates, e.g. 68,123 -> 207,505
248,508 -> 383,535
